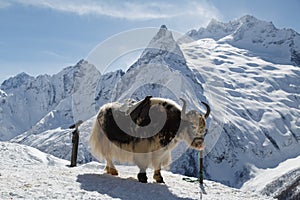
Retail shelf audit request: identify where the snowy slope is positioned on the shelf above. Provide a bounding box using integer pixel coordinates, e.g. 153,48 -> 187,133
242,155 -> 300,199
185,15 -> 300,66
11,116 -> 95,164
180,38 -> 300,187
94,70 -> 125,111
0,142 -> 273,200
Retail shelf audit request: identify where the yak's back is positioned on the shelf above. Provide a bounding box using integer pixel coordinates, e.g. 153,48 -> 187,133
98,96 -> 182,147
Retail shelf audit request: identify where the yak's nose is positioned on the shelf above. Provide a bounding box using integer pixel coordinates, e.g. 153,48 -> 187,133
191,137 -> 204,150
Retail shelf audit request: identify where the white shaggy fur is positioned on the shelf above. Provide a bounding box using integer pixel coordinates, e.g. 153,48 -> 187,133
89,103 -> 178,170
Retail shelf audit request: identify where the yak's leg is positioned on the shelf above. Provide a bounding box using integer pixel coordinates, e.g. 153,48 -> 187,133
105,158 -> 118,176
152,156 -> 164,183
134,155 -> 148,183
137,170 -> 148,183
153,169 -> 164,183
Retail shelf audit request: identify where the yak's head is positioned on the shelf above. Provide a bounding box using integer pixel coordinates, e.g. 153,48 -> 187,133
179,98 -> 210,150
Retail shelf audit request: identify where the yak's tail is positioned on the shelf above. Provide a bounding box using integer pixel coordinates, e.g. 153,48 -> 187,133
89,112 -> 134,163
89,117 -> 106,161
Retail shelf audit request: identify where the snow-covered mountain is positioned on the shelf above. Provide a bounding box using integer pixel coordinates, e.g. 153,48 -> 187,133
0,141 -> 273,200
2,15 -> 300,199
12,116 -> 95,164
0,60 -> 100,140
179,37 -> 300,188
184,15 -> 300,66
242,155 -> 300,200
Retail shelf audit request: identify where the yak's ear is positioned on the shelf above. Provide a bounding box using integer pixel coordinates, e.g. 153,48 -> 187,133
197,116 -> 206,134
199,116 -> 206,127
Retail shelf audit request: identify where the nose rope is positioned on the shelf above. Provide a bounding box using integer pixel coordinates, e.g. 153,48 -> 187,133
182,150 -> 203,184
182,129 -> 207,184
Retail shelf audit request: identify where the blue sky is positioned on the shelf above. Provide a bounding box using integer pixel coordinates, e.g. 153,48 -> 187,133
0,0 -> 299,83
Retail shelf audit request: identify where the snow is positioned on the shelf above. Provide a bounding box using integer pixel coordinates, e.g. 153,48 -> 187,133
0,142 -> 272,200
180,37 -> 300,187
0,89 -> 7,97
1,15 -> 300,198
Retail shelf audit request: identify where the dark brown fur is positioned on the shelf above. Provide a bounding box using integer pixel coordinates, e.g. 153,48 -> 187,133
99,97 -> 181,151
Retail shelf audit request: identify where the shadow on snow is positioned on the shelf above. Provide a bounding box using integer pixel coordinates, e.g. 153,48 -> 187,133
77,173 -> 194,200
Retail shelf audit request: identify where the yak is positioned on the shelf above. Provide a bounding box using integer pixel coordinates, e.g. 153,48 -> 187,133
90,96 -> 210,183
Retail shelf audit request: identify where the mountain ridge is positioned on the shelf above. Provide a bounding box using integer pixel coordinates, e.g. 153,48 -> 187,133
0,60 -> 101,140
185,15 -> 300,66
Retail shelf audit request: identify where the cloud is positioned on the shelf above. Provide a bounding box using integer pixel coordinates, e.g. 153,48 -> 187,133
5,0 -> 220,22
0,1 -> 11,8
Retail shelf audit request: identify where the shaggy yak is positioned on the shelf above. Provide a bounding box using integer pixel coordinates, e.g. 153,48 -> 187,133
90,96 -> 210,183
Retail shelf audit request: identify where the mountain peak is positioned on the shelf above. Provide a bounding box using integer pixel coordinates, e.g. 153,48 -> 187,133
1,72 -> 34,91
234,15 -> 276,31
186,15 -> 300,65
160,24 -> 167,29
128,25 -> 186,72
58,59 -> 99,80
76,59 -> 87,66
14,72 -> 33,81
207,18 -> 223,27
205,15 -> 263,35
239,15 -> 258,23
148,24 -> 174,47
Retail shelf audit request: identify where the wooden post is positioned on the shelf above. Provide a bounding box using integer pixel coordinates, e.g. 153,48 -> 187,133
199,150 -> 203,184
69,120 -> 83,167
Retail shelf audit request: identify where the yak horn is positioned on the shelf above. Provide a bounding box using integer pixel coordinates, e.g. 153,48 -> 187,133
201,101 -> 210,119
179,98 -> 186,119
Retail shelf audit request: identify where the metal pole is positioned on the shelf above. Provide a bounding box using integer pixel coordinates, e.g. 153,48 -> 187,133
199,150 -> 203,184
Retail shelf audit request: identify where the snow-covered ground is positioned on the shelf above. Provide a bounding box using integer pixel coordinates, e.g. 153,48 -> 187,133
0,142 -> 273,200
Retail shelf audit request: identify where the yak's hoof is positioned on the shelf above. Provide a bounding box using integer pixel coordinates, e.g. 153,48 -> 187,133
153,173 -> 165,183
105,166 -> 118,176
137,172 -> 148,183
